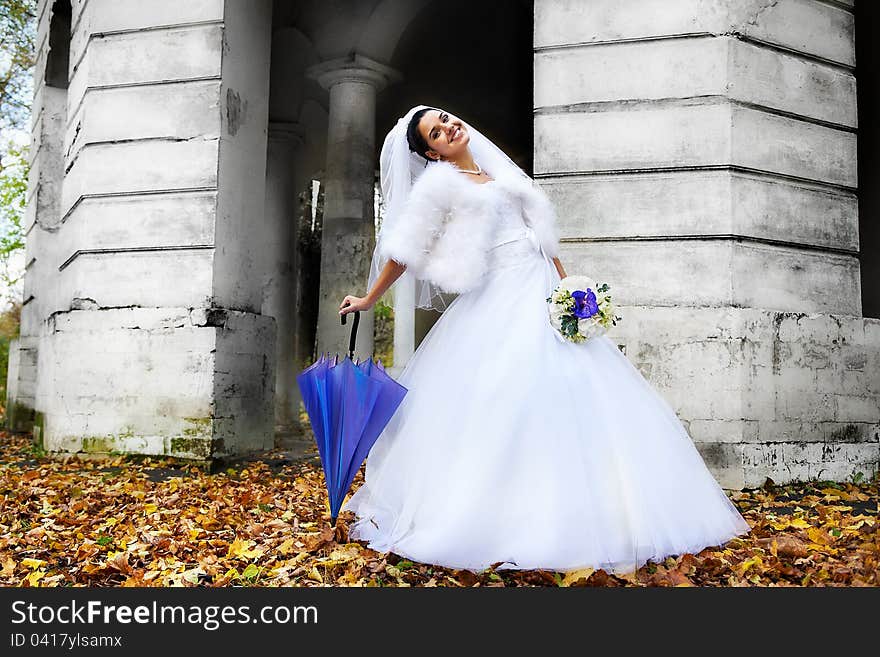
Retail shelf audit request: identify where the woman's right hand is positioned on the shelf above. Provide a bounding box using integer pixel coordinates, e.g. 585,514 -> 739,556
339,295 -> 373,316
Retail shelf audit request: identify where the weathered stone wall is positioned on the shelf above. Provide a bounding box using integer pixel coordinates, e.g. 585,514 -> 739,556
535,0 -> 877,487
612,307 -> 879,489
13,0 -> 276,460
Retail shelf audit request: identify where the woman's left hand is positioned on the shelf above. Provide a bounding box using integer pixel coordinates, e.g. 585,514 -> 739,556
339,295 -> 373,316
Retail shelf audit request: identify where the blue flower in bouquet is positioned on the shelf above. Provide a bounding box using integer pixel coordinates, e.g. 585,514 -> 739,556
546,275 -> 622,345
571,288 -> 599,319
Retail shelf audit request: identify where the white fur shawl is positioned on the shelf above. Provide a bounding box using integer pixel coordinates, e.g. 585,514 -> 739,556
379,159 -> 561,294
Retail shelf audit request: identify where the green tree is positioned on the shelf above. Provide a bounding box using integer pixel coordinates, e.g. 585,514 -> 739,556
0,0 -> 36,420
0,0 -> 36,297
0,139 -> 26,298
0,0 -> 37,141
0,297 -> 20,419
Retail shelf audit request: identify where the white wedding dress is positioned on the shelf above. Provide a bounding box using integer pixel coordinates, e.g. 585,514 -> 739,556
345,181 -> 751,574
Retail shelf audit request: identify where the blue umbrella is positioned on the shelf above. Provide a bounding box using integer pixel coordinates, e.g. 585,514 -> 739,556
296,310 -> 408,526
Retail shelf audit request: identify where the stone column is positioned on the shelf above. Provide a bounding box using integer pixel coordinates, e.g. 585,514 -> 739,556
7,0 -> 68,434
389,274 -> 416,377
534,0 -> 877,488
28,0 -> 276,462
390,284 -> 446,377
306,54 -> 401,360
264,121 -> 305,438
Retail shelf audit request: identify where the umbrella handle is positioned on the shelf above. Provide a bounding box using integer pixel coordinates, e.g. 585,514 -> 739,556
340,309 -> 359,360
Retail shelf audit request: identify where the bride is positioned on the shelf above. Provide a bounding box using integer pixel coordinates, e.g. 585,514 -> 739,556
337,105 -> 751,575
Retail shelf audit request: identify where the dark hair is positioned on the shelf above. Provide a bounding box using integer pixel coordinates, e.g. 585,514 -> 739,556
406,107 -> 438,163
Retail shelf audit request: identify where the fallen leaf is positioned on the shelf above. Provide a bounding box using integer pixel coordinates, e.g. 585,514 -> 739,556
560,568 -> 595,586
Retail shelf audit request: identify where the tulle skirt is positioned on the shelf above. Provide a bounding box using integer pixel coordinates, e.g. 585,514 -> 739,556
344,237 -> 751,574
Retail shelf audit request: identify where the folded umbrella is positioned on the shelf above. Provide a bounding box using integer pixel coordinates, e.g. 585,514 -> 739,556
296,310 -> 408,526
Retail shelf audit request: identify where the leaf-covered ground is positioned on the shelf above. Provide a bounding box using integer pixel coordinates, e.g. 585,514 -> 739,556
0,431 -> 877,587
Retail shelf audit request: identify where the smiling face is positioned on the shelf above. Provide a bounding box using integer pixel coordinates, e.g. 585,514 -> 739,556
418,109 -> 470,162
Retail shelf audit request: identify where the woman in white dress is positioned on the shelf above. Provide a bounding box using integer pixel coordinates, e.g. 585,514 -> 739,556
337,105 -> 751,575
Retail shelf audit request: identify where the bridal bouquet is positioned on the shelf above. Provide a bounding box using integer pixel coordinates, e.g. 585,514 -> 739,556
546,275 -> 622,344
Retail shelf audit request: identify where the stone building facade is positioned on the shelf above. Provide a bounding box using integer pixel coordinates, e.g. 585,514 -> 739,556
6,0 -> 878,489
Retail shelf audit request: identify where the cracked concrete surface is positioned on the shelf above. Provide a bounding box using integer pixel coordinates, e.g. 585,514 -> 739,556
742,0 -> 780,29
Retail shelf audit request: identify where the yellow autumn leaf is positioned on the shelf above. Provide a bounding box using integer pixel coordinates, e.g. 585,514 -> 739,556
227,537 -> 263,560
143,503 -> 158,514
21,558 -> 45,570
336,572 -> 357,585
245,545 -> 265,559
820,488 -> 851,500
737,556 -> 763,575
806,527 -> 832,545
307,566 -> 323,583
615,569 -> 640,585
227,537 -> 248,558
26,569 -> 46,586
1,557 -> 15,576
789,517 -> 811,529
158,555 -> 179,568
323,544 -> 363,566
560,568 -> 595,586
287,551 -> 309,566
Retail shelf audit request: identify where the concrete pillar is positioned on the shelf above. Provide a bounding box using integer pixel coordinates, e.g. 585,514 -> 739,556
306,54 -> 401,361
390,274 -> 416,377
263,121 -> 304,438
7,0 -> 69,434
25,0 -> 276,462
534,0 -> 877,488
389,285 -> 447,376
